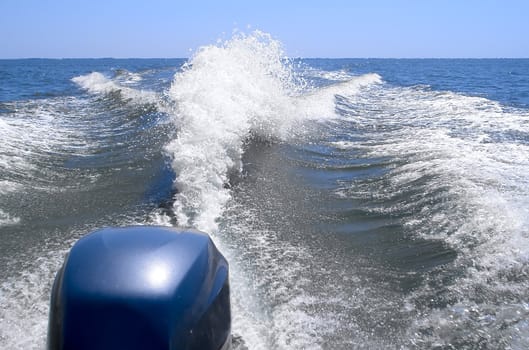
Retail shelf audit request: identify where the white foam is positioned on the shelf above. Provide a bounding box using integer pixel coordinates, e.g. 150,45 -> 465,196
72,72 -> 157,104
354,87 -> 529,271
0,180 -> 21,193
164,31 -> 379,233
298,73 -> 381,120
115,69 -> 144,85
0,245 -> 70,349
0,117 -> 37,175
0,209 -> 20,226
217,205 -> 346,350
0,99 -> 94,189
334,84 -> 529,346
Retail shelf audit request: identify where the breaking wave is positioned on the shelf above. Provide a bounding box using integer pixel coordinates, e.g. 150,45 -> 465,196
162,31 -> 379,233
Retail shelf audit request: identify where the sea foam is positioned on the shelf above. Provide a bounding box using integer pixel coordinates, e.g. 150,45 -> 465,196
164,31 -> 379,233
332,83 -> 529,347
72,72 -> 157,104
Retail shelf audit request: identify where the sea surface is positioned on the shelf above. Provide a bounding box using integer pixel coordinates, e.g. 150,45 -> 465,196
1,32 -> 529,349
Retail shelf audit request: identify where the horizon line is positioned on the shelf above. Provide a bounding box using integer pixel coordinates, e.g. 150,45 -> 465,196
1,56 -> 528,60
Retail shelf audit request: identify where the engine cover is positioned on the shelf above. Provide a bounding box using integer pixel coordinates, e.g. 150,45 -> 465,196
47,226 -> 230,350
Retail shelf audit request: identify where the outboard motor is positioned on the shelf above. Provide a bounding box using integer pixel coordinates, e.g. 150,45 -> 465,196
47,226 -> 230,350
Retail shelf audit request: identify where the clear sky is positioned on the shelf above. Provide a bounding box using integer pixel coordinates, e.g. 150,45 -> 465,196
1,0 -> 528,58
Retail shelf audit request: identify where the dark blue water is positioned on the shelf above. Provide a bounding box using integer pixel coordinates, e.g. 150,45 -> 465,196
1,34 -> 529,349
0,58 -> 184,102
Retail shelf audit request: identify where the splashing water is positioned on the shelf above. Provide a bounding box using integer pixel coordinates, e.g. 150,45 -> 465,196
163,31 -> 379,233
163,32 -> 295,232
72,72 -> 158,104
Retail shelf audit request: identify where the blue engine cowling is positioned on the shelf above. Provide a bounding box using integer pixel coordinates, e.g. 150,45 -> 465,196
47,226 -> 230,350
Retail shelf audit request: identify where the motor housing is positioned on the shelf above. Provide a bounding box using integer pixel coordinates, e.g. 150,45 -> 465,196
47,226 -> 230,350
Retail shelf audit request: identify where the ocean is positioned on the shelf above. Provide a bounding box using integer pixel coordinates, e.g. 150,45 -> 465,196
1,32 -> 529,349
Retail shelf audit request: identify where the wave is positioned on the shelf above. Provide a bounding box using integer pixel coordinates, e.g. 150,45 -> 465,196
298,73 -> 381,120
112,68 -> 143,85
344,86 -> 529,262
333,83 -> 529,347
72,72 -> 158,104
0,98 -> 95,190
161,31 -> 380,233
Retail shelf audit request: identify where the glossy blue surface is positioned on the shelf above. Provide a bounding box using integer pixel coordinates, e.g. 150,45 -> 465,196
48,226 -> 230,350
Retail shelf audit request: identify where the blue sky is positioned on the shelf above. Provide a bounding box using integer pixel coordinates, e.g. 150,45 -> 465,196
1,0 -> 528,58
